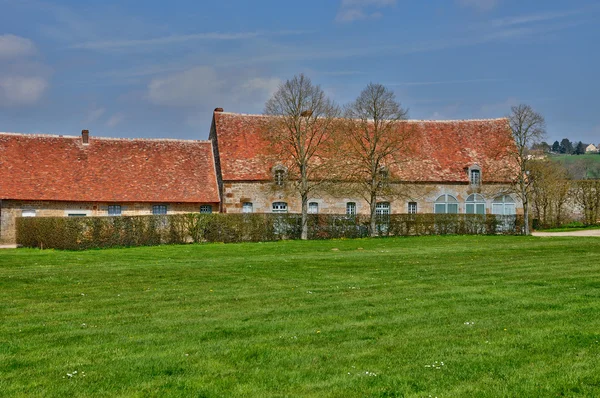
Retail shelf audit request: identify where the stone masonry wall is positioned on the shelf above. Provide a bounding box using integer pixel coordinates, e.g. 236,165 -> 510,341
0,201 -> 215,244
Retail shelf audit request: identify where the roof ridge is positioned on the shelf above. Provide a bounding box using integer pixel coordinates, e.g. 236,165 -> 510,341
216,112 -> 507,122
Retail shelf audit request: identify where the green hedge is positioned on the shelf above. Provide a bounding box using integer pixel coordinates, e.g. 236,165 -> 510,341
16,213 -> 524,250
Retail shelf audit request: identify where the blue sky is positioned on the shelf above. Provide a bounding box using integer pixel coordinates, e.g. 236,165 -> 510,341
1,0 -> 598,143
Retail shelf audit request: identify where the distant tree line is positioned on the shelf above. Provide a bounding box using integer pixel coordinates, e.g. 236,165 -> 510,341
532,138 -> 597,155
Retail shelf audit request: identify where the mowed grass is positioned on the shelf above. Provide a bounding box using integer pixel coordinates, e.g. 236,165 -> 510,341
1,236 -> 600,397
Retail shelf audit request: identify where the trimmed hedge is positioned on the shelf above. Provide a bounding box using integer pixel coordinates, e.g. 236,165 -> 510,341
16,213 -> 524,250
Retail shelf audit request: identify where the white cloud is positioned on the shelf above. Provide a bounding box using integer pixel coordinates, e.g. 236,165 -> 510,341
84,107 -> 106,124
0,76 -> 48,106
0,34 -> 37,58
336,0 -> 396,23
146,66 -> 280,111
106,113 -> 125,128
457,0 -> 500,12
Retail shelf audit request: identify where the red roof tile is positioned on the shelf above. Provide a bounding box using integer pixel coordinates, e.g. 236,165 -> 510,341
213,112 -> 517,183
0,133 -> 220,203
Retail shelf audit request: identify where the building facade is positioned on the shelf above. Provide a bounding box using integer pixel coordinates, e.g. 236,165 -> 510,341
0,109 -> 521,244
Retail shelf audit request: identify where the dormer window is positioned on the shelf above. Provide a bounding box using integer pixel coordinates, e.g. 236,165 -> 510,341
273,166 -> 287,187
468,165 -> 481,185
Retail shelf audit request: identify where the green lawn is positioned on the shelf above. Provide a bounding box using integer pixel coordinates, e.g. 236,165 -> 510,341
1,236 -> 600,397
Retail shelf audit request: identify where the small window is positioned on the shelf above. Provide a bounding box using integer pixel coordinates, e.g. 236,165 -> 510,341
465,194 -> 486,215
408,202 -> 417,214
434,194 -> 459,214
346,202 -> 357,216
308,202 -> 319,214
200,205 -> 213,214
22,209 -> 36,217
274,169 -> 285,186
272,202 -> 288,213
470,169 -> 481,185
242,202 -> 253,213
108,205 -> 122,216
375,202 -> 391,215
152,205 -> 168,215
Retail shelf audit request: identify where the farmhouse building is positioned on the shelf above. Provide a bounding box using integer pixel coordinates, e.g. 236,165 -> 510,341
0,109 -> 521,244
586,144 -> 598,153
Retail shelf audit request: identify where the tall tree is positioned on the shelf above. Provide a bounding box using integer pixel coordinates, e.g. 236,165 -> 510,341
340,83 -> 412,237
508,104 -> 546,235
551,140 -> 560,153
575,141 -> 587,155
263,74 -> 340,240
559,138 -> 573,154
529,160 -> 570,228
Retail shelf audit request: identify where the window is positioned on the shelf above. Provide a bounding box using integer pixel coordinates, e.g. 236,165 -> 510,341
465,194 -> 486,215
470,169 -> 481,185
108,205 -> 122,216
346,202 -> 357,216
492,195 -> 516,215
308,202 -> 319,214
273,167 -> 286,186
200,205 -> 212,214
408,202 -> 417,214
68,213 -> 87,217
434,194 -> 459,214
272,202 -> 288,213
21,209 -> 36,217
242,202 -> 253,213
152,205 -> 168,215
375,202 -> 391,215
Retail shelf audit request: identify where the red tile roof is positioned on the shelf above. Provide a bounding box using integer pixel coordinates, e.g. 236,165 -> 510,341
0,133 -> 220,203
213,111 -> 517,183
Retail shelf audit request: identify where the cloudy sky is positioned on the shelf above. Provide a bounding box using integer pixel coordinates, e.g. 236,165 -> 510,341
1,0 -> 598,143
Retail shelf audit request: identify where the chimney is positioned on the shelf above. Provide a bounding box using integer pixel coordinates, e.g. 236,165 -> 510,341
214,107 -> 224,113
81,130 -> 89,145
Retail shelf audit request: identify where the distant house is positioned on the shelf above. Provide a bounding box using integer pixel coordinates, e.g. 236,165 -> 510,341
586,144 -> 598,153
0,131 -> 220,244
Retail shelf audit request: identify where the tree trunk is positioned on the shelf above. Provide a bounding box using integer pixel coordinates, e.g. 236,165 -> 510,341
301,194 -> 308,240
523,197 -> 530,235
369,195 -> 377,238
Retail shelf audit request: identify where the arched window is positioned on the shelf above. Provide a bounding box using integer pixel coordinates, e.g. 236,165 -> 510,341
434,194 -> 459,214
308,202 -> 319,214
465,194 -> 486,215
272,202 -> 288,213
492,195 -> 516,215
242,202 -> 253,213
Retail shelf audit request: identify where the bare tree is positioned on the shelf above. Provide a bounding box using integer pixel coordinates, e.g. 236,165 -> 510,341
572,180 -> 600,225
508,104 -> 546,235
264,74 -> 340,240
339,83 -> 412,237
529,160 -> 570,228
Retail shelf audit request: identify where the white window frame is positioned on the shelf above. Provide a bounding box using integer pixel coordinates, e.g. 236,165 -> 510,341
242,202 -> 253,213
272,202 -> 288,213
492,195 -> 516,215
308,202 -> 319,214
408,202 -> 417,214
465,194 -> 486,215
434,194 -> 459,214
346,202 -> 357,216
375,202 -> 391,215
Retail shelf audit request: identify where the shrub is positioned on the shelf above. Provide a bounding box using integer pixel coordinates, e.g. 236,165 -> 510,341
16,213 -> 524,250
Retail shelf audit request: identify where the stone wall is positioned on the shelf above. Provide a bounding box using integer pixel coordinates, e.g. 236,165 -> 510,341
221,181 -> 522,215
0,200 -> 215,244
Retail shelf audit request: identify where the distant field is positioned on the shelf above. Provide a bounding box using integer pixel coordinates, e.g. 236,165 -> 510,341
2,236 -> 600,397
549,153 -> 600,178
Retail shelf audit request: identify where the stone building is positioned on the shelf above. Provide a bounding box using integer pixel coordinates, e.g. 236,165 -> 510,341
209,109 -> 521,218
0,131 -> 220,244
1,109 -> 521,244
